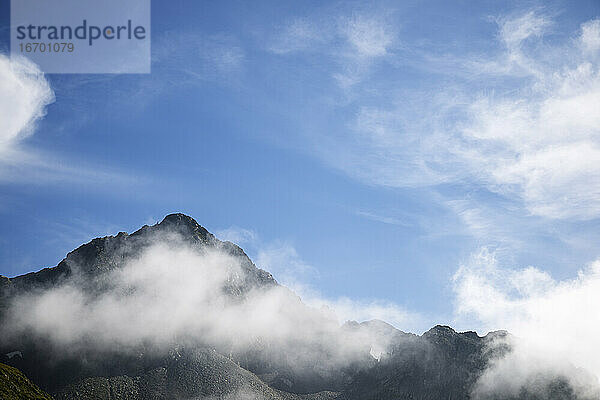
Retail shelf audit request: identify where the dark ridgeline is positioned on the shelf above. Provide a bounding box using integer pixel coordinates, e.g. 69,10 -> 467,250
0,214 -> 585,399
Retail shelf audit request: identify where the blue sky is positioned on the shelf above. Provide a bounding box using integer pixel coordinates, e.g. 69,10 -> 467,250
1,0 -> 600,335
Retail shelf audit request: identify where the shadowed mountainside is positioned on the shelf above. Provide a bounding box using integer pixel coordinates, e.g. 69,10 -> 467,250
0,362 -> 54,400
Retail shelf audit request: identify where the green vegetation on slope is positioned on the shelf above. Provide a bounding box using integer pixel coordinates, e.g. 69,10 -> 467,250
0,362 -> 53,400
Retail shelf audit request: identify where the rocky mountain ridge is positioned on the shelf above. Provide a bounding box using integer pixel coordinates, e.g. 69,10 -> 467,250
0,214 -> 585,399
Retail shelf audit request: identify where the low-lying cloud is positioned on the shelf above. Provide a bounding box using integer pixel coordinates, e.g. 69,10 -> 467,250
2,234 -> 402,376
4,227 -> 600,396
218,226 -> 423,331
454,248 -> 600,398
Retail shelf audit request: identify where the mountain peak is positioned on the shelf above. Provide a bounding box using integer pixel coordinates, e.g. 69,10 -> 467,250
160,213 -> 200,227
423,325 -> 456,339
135,213 -> 213,243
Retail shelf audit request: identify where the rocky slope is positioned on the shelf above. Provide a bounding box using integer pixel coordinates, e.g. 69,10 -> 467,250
54,347 -> 339,400
0,362 -> 54,400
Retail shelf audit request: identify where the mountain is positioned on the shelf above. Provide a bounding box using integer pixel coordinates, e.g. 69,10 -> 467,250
0,214 -> 588,399
53,347 -> 340,400
0,362 -> 53,400
0,213 -> 275,299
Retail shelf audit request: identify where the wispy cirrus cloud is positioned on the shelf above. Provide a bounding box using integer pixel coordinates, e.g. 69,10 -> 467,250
354,209 -> 413,227
306,11 -> 600,222
483,10 -> 553,77
460,23 -> 600,219
153,32 -> 245,83
580,19 -> 600,54
267,18 -> 326,55
268,10 -> 396,88
215,226 -> 258,246
341,14 -> 394,58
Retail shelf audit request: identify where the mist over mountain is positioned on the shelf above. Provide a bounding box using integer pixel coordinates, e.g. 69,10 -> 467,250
0,214 -> 596,399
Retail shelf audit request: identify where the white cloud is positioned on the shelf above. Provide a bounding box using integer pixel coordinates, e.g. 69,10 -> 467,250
215,226 -> 258,246
3,237 -> 420,374
579,19 -> 600,54
301,290 -> 423,333
313,12 -> 600,221
214,227 -> 424,331
462,59 -> 600,219
355,209 -> 412,227
0,54 -> 54,154
0,145 -> 144,189
453,248 -> 600,396
0,54 -> 146,188
335,14 -> 395,88
319,101 -> 457,188
470,11 -> 552,78
255,241 -> 423,332
444,199 -> 524,251
268,11 -> 395,88
256,241 -> 318,284
340,15 -> 394,58
497,11 -> 551,48
453,16 -> 600,220
269,12 -> 394,59
267,18 -> 325,55
153,32 -> 245,83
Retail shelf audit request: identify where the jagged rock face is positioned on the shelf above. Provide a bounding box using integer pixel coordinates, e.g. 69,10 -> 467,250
0,214 -> 279,394
0,214 -> 586,399
0,213 -> 275,300
340,326 -> 497,400
53,347 -> 341,400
